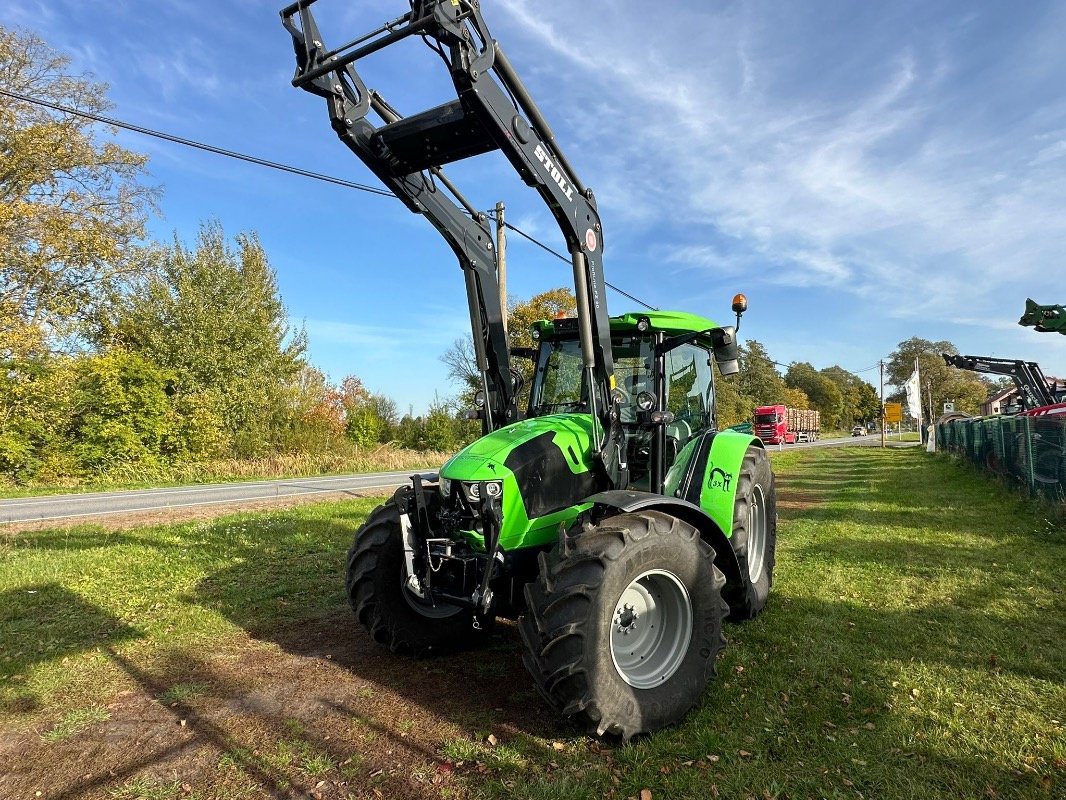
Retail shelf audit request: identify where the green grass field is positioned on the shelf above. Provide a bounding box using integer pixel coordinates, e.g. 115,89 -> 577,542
1,447 -> 1063,799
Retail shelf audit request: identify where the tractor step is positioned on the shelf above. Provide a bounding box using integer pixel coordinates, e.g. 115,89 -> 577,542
371,99 -> 498,175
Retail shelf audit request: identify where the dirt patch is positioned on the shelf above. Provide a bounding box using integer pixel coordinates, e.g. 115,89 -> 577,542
774,476 -> 826,513
776,490 -> 823,512
1,617 -> 569,800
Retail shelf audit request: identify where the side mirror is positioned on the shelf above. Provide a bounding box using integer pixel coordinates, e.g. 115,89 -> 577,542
711,326 -> 740,376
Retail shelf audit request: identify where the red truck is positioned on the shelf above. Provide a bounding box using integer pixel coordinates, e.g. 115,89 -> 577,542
754,404 -> 821,444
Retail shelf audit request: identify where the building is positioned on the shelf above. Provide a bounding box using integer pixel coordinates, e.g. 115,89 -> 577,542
981,377 -> 1064,415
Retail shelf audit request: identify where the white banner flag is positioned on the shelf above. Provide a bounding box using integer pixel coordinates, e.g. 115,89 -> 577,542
905,365 -> 922,421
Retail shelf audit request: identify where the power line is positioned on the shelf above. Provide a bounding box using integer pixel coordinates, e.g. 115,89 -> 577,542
3,88 -> 658,309
484,213 -> 657,311
1,90 -> 891,380
0,88 -> 395,197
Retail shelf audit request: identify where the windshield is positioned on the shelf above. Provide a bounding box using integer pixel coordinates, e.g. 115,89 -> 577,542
530,338 -> 587,414
755,413 -> 779,424
529,336 -> 653,419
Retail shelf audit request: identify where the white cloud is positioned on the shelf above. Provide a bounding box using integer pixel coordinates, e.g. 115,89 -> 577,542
495,0 -> 1066,329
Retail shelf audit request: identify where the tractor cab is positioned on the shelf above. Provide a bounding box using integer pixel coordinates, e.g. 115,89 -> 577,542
528,310 -> 741,493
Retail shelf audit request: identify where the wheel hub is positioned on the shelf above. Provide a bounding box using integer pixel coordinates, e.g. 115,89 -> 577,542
609,569 -> 693,689
615,602 -> 639,634
747,484 -> 767,582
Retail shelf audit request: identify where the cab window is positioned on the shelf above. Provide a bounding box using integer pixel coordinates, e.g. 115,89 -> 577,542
664,343 -> 713,448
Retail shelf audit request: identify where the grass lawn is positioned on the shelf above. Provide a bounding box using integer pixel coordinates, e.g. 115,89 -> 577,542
1,447 -> 1063,799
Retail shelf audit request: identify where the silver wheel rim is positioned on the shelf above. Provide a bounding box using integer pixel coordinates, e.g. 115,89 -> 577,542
610,569 -> 693,689
747,484 -> 767,582
400,568 -> 462,619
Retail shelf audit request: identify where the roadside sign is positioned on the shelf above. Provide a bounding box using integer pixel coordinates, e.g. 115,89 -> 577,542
884,402 -> 902,423
943,402 -> 955,412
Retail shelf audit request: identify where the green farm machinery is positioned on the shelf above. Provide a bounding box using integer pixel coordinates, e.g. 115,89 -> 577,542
282,0 -> 778,739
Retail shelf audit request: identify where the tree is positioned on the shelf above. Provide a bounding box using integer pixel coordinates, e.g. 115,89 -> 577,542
0,26 -> 156,346
785,362 -> 843,427
820,365 -> 880,426
109,222 -> 307,456
782,386 -> 810,411
440,287 -> 576,408
886,337 -> 987,417
67,350 -> 174,473
736,341 -> 787,406
440,335 -> 479,396
422,396 -> 458,451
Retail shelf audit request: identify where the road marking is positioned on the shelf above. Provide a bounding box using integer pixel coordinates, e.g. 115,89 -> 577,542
0,482 -> 407,524
0,471 -> 420,509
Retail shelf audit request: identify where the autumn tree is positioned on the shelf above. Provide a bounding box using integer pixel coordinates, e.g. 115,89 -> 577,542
108,222 -> 306,456
785,362 -> 844,427
734,341 -> 787,407
820,365 -> 880,426
440,286 -> 576,409
0,26 -> 156,347
886,337 -> 987,417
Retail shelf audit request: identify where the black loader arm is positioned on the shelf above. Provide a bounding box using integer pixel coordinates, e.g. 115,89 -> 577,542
942,353 -> 1055,410
281,1 -> 515,433
280,0 -> 626,485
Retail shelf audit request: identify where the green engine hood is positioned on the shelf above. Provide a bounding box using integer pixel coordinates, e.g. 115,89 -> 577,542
441,414 -> 600,548
441,413 -> 596,480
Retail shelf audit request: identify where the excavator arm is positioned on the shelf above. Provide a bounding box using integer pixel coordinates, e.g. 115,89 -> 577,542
942,353 -> 1057,411
281,0 -> 626,485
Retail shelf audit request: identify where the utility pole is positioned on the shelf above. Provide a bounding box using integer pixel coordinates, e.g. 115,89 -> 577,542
495,200 -> 507,334
880,360 -> 885,449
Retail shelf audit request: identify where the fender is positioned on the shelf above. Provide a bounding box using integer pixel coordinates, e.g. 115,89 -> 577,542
673,430 -> 764,539
585,489 -> 744,599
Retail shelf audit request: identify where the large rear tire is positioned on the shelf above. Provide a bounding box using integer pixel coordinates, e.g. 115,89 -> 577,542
519,510 -> 727,740
346,499 -> 480,656
726,446 -> 777,620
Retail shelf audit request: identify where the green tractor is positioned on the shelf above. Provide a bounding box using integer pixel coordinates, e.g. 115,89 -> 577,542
282,0 -> 777,739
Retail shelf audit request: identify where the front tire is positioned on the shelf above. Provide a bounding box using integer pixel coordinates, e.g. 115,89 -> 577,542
726,446 -> 778,620
519,510 -> 727,740
346,499 -> 480,656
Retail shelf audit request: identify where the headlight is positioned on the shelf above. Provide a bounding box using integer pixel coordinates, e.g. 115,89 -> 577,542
439,477 -> 452,496
636,391 -> 656,411
463,480 -> 502,501
474,390 -> 486,409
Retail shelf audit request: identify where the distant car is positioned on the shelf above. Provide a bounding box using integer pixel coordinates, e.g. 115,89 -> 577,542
852,425 -> 868,436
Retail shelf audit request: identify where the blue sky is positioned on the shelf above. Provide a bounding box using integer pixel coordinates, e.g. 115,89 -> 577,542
7,0 -> 1066,412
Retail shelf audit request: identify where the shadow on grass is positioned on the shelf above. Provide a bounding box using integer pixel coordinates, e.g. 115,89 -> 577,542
0,584 -> 141,714
190,506 -> 565,729
5,453 -> 1062,799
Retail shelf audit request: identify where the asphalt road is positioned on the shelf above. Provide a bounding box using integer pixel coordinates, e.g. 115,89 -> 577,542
1,436 -> 918,525
767,433 -> 918,451
0,470 -> 419,525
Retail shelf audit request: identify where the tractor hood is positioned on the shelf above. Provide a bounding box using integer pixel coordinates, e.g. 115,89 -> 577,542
442,413 -> 596,478
441,414 -> 601,522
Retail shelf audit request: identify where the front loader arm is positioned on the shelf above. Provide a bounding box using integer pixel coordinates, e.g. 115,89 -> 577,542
942,353 -> 1055,410
282,2 -> 516,432
281,0 -> 626,486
